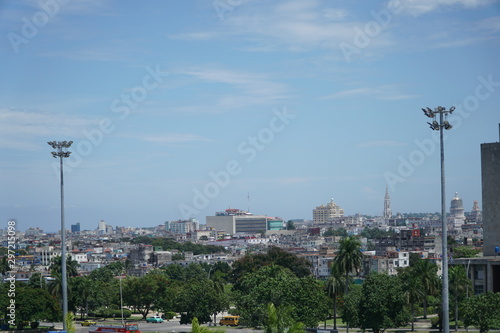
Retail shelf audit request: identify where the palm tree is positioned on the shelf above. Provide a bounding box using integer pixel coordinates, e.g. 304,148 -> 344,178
50,255 -> 80,277
334,236 -> 363,294
413,259 -> 439,319
210,270 -> 225,324
325,263 -> 346,331
399,267 -> 424,331
48,272 -> 63,299
449,265 -> 472,331
334,236 -> 363,333
263,303 -> 305,333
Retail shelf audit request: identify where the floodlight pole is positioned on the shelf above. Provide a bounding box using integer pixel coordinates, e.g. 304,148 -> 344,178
422,106 -> 454,333
48,141 -> 73,331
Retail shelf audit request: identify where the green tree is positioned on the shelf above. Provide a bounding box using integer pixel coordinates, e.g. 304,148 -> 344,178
163,263 -> 186,281
185,263 -> 208,281
413,259 -> 439,318
462,292 -> 500,333
263,303 -> 305,333
123,273 -> 169,319
398,267 -> 424,331
348,273 -> 410,333
324,263 -> 346,330
211,270 -> 226,323
0,283 -> 61,327
69,276 -> 94,318
48,272 -> 63,299
191,317 -> 225,333
409,253 -> 422,267
286,221 -> 296,230
334,236 -> 363,294
234,265 -> 328,328
0,256 -> 10,279
340,284 -> 362,329
323,228 -> 348,238
231,246 -> 312,287
28,272 -> 47,289
449,265 -> 472,330
451,245 -> 480,258
175,278 -> 228,324
50,255 -> 80,277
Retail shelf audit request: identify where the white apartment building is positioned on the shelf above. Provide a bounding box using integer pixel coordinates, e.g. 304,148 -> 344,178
206,209 -> 268,235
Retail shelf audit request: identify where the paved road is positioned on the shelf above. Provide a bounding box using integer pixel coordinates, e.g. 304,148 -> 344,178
48,320 -> 262,333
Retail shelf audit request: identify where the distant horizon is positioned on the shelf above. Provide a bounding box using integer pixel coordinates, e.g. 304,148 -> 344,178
12,205 -> 481,234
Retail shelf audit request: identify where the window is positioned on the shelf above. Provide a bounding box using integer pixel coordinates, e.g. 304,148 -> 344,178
474,284 -> 484,295
474,267 -> 484,280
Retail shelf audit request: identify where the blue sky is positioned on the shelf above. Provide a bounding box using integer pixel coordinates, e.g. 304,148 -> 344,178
1,0 -> 499,232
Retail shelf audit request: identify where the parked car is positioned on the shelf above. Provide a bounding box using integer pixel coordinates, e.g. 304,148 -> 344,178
146,316 -> 164,323
81,320 -> 97,326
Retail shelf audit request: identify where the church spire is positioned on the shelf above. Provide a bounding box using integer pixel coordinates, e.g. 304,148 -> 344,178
384,185 -> 392,219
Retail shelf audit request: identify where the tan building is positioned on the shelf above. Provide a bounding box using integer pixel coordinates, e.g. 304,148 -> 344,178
313,198 -> 344,224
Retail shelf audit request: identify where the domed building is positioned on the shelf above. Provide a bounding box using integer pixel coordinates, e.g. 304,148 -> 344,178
449,192 -> 465,229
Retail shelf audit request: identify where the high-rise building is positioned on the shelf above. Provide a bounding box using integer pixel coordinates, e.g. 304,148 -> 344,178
451,126 -> 500,294
481,140 -> 500,256
166,219 -> 200,234
71,223 -> 80,233
383,186 -> 392,220
97,220 -> 106,234
469,200 -> 482,222
313,198 -> 344,224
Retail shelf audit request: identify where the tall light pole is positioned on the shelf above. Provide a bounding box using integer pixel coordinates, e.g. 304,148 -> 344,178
48,140 -> 73,331
422,106 -> 455,333
119,272 -> 125,326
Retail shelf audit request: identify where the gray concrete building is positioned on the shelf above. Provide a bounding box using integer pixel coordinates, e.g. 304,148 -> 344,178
481,140 -> 500,256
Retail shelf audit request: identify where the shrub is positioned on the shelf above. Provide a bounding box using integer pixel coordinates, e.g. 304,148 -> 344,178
164,312 -> 176,320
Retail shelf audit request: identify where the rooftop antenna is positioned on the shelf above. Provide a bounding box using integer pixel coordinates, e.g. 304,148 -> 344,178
247,192 -> 250,213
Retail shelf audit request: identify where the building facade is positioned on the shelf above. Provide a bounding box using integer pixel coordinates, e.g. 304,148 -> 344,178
313,198 -> 344,224
449,192 -> 466,230
206,209 -> 269,235
481,141 -> 500,256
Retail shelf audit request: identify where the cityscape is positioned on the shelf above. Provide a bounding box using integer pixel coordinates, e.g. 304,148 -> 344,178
1,1 -> 500,333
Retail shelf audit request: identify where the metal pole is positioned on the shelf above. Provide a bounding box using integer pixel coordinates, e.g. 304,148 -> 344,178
60,155 -> 68,332
439,111 -> 449,333
120,274 -> 124,325
48,141 -> 72,331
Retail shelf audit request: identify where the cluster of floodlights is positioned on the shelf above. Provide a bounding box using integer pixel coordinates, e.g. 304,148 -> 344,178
422,106 -> 455,131
47,141 -> 73,158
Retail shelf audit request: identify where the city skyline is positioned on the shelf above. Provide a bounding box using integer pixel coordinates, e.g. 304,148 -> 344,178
1,1 -> 499,232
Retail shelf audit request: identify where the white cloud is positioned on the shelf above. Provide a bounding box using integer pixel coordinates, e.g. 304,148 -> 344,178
478,15 -> 500,32
0,108 -> 97,150
323,85 -> 419,100
138,133 -> 213,144
388,0 -> 496,16
357,140 -> 407,148
179,67 -> 291,110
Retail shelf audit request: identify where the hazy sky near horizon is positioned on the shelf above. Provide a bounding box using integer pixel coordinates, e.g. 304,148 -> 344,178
1,0 -> 500,233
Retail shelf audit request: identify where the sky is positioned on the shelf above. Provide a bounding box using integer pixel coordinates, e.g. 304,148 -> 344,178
1,0 -> 500,233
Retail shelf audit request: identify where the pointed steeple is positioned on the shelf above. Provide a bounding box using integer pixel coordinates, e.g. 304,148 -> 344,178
384,185 -> 392,219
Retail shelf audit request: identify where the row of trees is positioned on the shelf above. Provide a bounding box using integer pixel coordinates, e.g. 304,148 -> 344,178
1,238 -> 499,332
